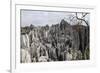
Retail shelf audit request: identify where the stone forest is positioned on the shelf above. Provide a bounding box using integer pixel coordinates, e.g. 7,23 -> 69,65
20,12 -> 89,63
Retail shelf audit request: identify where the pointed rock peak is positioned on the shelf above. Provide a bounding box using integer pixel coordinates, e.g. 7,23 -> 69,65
60,19 -> 70,26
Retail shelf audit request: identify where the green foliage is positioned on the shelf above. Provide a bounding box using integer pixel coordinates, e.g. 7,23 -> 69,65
84,48 -> 90,60
21,26 -> 30,34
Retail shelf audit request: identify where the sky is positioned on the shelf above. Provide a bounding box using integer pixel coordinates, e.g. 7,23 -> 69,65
21,10 -> 90,27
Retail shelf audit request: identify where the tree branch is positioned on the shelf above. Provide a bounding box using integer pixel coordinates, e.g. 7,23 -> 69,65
76,13 -> 88,26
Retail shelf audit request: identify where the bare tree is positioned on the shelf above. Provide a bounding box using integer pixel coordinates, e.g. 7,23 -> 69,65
75,12 -> 89,26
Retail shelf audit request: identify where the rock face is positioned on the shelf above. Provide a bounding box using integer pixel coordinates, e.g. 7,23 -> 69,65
21,34 -> 30,51
20,49 -> 31,63
72,25 -> 89,59
20,19 -> 90,63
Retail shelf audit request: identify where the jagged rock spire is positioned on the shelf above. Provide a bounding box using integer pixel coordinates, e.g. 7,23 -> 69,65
60,19 -> 70,30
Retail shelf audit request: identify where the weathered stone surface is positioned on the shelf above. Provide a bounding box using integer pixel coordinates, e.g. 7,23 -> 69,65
20,49 -> 31,63
21,19 -> 89,62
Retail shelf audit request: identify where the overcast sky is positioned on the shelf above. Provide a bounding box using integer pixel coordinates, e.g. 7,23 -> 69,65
21,10 -> 90,27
